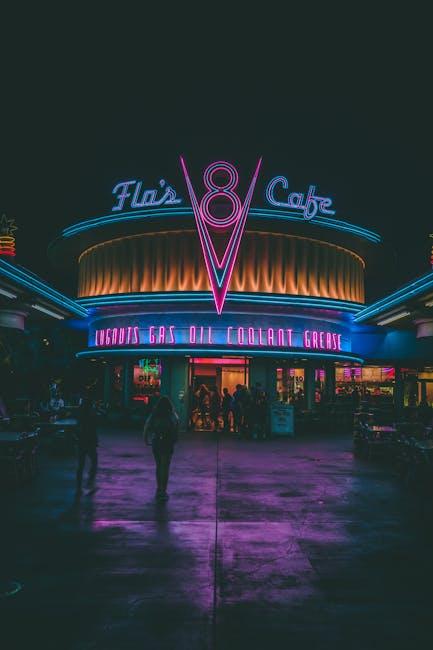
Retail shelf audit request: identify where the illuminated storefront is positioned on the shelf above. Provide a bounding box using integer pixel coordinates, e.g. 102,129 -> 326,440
47,157 -> 433,426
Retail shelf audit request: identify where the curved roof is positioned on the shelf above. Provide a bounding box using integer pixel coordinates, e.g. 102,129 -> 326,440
49,206 -> 382,268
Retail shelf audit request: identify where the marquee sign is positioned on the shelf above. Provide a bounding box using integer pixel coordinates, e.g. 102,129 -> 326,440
89,312 -> 349,355
94,323 -> 342,351
110,160 -> 337,314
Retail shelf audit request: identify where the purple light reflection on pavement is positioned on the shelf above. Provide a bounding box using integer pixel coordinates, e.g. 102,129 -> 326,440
2,428 -> 427,648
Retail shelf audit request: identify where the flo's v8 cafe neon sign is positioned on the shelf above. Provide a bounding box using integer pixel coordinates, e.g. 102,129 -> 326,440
111,160 -> 336,313
110,164 -> 336,221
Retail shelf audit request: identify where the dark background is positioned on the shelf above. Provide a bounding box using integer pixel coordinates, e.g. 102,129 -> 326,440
1,15 -> 431,302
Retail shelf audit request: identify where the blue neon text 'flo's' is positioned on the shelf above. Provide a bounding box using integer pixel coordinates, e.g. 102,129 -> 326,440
112,179 -> 182,212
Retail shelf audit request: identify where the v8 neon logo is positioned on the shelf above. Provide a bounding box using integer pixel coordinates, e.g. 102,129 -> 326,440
180,158 -> 262,314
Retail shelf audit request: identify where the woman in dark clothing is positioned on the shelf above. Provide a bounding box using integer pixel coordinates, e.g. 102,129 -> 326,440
197,384 -> 210,428
209,386 -> 221,431
221,388 -> 233,432
232,384 -> 244,435
144,395 -> 179,501
240,386 -> 253,438
76,398 -> 98,492
351,386 -> 361,411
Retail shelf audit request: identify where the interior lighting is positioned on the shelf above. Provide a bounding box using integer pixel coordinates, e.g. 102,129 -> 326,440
31,304 -> 65,320
376,311 -> 410,326
0,287 -> 17,299
425,299 -> 433,307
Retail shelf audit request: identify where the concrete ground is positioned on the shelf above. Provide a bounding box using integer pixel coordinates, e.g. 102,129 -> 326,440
1,429 -> 433,650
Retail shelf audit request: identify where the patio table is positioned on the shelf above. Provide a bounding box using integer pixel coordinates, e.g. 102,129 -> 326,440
50,418 -> 78,427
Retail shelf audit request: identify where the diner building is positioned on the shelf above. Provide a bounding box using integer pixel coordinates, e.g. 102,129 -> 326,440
41,158 -> 433,428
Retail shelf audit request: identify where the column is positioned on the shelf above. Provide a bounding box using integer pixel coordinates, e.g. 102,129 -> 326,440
249,358 -> 277,400
103,363 -> 111,406
324,362 -> 336,404
160,356 -> 189,430
408,375 -> 418,407
393,367 -> 404,412
304,363 -> 316,411
421,380 -> 427,403
122,359 -> 133,408
160,356 -> 173,396
281,366 -> 290,402
265,361 -> 277,401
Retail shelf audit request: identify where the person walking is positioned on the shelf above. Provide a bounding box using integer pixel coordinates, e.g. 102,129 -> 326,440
144,395 -> 179,501
240,385 -> 253,438
209,386 -> 221,432
75,397 -> 98,493
351,386 -> 361,412
232,384 -> 244,436
221,388 -> 233,433
197,384 -> 210,429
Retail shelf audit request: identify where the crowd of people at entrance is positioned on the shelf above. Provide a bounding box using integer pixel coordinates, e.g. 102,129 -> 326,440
191,383 -> 269,438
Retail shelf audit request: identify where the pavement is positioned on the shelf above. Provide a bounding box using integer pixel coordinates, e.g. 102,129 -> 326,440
1,429 -> 433,650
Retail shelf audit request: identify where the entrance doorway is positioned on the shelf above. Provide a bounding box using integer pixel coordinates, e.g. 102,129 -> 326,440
188,357 -> 249,431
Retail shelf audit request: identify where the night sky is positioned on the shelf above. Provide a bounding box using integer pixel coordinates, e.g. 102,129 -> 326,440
2,23 -> 431,303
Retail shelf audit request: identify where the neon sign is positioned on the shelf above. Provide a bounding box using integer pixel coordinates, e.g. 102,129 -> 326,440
180,158 -> 262,314
94,324 -> 342,351
138,358 -> 161,374
112,179 -> 182,212
265,176 -> 335,220
95,326 -> 139,346
0,214 -> 17,257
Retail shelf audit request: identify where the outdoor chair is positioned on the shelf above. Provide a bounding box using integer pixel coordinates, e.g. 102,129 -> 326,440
0,450 -> 27,486
366,430 -> 389,460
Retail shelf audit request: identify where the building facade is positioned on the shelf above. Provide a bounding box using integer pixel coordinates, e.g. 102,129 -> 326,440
44,158 -> 433,427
